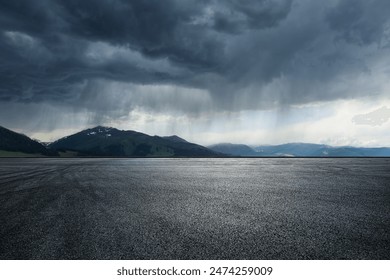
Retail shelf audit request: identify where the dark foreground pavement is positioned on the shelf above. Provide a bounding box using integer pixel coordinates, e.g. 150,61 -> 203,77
0,158 -> 389,259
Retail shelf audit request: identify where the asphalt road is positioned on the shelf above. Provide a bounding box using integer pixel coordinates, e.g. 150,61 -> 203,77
0,158 -> 389,259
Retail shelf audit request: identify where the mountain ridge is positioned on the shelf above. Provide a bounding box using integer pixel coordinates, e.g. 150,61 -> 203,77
208,142 -> 390,157
48,126 -> 219,157
1,125 -> 390,157
0,126 -> 57,156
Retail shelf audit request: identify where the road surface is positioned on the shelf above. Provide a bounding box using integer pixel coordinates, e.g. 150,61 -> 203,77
0,158 -> 389,259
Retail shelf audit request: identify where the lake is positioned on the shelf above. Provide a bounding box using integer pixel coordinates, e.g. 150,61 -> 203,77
0,158 -> 389,259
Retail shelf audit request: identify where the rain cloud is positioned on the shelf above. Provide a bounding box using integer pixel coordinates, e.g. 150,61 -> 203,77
1,0 -> 390,143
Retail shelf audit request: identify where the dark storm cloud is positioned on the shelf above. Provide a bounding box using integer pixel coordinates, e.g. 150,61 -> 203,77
0,0 -> 389,115
210,0 -> 292,33
326,0 -> 390,46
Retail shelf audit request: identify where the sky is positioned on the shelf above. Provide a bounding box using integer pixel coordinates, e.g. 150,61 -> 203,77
0,0 -> 390,147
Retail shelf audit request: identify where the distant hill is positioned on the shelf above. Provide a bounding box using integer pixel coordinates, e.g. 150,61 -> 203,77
0,126 -> 57,156
49,126 -> 219,157
208,143 -> 257,156
254,143 -> 390,157
254,143 -> 330,157
208,142 -> 390,157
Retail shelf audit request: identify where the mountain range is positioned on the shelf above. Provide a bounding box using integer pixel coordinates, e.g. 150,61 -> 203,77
48,126 -> 218,157
1,125 -> 389,157
207,143 -> 390,157
0,125 -> 218,157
